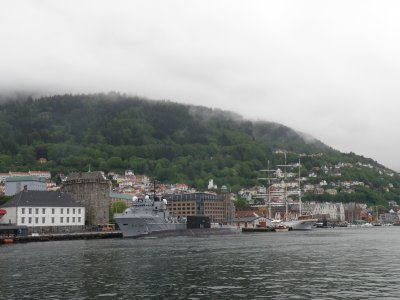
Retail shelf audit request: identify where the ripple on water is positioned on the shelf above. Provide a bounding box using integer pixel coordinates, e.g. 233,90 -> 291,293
2,227 -> 400,298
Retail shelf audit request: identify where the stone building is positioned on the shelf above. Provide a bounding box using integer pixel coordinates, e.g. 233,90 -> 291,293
61,171 -> 111,226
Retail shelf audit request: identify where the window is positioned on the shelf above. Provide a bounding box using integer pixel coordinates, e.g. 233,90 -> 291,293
42,208 -> 45,214
67,208 -> 70,214
52,208 -> 55,214
29,208 -> 32,214
42,217 -> 45,223
28,217 -> 32,224
72,217 -> 75,223
78,217 -> 81,223
78,208 -> 81,214
21,208 -> 25,214
35,217 -> 38,224
21,217 -> 25,224
51,217 -> 55,224
60,217 -> 63,223
67,217 -> 70,223
35,208 -> 39,214
73,208 -> 76,214
61,208 -> 63,214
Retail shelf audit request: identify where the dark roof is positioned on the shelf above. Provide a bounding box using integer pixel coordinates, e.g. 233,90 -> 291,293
6,175 -> 44,182
65,171 -> 107,181
1,191 -> 84,208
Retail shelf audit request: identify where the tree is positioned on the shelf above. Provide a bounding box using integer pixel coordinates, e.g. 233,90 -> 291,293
109,201 -> 129,222
233,198 -> 249,209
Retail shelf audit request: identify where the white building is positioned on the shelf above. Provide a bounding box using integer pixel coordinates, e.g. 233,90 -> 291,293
5,176 -> 47,196
208,179 -> 217,190
0,190 -> 85,229
312,202 -> 345,222
27,171 -> 51,180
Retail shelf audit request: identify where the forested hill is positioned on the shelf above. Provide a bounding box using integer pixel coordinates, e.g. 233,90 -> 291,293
0,93 -> 398,203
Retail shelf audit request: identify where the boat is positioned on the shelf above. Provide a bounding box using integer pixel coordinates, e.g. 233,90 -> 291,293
2,238 -> 14,244
242,227 -> 275,233
284,215 -> 318,231
114,195 -> 187,238
274,224 -> 289,232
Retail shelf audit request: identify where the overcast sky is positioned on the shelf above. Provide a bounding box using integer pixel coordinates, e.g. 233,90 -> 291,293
1,1 -> 400,170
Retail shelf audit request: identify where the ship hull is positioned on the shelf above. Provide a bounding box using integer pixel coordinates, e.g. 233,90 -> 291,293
284,219 -> 318,231
114,215 -> 187,238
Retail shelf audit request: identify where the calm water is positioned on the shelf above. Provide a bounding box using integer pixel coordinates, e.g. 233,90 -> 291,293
1,227 -> 400,299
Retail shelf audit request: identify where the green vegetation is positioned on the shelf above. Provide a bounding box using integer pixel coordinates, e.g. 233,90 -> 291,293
0,93 -> 399,206
233,198 -> 250,209
109,201 -> 129,222
0,195 -> 12,206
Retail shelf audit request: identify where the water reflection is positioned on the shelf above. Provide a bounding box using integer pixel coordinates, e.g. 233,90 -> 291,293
1,227 -> 400,299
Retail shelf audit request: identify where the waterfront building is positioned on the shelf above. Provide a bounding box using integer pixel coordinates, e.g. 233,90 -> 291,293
379,210 -> 399,224
311,202 -> 345,222
0,189 -> 85,233
233,216 -> 272,228
163,192 -> 234,223
61,171 -> 111,226
5,176 -> 47,196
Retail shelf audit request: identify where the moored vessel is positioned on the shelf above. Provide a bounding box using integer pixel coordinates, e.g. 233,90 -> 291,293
114,196 -> 186,238
274,224 -> 290,232
284,215 -> 318,230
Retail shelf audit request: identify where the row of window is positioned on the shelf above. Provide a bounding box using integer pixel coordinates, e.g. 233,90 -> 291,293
20,216 -> 82,224
20,208 -> 82,215
170,203 -> 224,207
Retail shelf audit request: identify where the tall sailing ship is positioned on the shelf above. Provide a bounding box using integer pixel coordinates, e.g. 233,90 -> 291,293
259,154 -> 317,230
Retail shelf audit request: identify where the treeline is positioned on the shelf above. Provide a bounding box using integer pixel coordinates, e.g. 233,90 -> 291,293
0,93 -> 398,205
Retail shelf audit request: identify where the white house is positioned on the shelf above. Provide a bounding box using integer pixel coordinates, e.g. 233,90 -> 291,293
0,190 -> 85,230
208,179 -> 217,190
28,171 -> 51,180
5,175 -> 47,196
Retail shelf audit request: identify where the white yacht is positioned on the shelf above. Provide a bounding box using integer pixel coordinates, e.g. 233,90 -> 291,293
284,215 -> 318,230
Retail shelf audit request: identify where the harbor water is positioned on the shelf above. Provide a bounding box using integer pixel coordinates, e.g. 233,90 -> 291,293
1,226 -> 400,299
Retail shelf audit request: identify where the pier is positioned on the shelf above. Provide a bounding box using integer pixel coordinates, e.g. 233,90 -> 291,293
1,231 -> 122,244
242,227 -> 275,233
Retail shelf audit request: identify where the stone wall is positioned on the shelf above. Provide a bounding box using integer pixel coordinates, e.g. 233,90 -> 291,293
61,172 -> 111,226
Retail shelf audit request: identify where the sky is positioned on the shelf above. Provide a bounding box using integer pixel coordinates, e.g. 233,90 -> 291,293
1,1 -> 400,170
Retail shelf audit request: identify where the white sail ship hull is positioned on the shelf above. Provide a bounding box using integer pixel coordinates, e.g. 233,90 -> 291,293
284,218 -> 318,230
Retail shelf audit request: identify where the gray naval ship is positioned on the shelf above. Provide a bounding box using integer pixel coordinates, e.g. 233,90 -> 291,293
114,195 -> 187,238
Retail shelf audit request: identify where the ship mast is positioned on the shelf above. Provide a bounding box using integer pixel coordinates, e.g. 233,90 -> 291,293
285,152 -> 288,221
277,152 -> 289,221
298,157 -> 302,216
259,161 -> 276,219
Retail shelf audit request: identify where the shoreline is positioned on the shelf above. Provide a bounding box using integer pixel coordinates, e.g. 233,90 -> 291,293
1,231 -> 123,244
1,227 -> 241,244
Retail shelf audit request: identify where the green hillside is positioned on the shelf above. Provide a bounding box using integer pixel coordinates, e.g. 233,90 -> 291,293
0,93 -> 399,205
